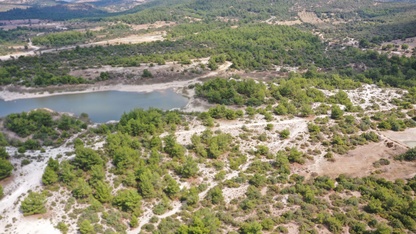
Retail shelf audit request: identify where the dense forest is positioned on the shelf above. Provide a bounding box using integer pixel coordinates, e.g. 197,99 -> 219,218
0,5 -> 107,21
0,0 -> 414,43
0,22 -> 415,88
32,31 -> 95,47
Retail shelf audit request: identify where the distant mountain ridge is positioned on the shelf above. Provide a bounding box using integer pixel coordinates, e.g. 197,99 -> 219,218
1,0 -> 416,21
0,0 -> 152,20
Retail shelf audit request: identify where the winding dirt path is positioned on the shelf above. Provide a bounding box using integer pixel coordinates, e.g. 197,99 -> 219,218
0,32 -> 164,61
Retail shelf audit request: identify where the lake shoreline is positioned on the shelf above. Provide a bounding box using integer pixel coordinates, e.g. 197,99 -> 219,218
0,80 -> 199,102
0,89 -> 190,123
0,79 -> 212,117
0,61 -> 232,103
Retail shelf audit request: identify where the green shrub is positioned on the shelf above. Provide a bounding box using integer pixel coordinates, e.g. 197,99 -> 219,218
42,167 -> 58,185
0,158 -> 13,179
56,222 -> 69,234
280,129 -> 290,139
79,219 -> 95,234
395,148 -> 416,161
142,69 -> 153,78
331,105 -> 344,120
20,192 -> 47,216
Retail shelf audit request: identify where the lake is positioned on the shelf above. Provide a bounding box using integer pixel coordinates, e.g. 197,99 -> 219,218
0,89 -> 188,123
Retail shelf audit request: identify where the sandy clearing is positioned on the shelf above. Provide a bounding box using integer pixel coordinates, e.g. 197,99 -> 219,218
223,184 -> 249,204
0,143 -> 76,234
276,20 -> 303,26
130,21 -> 176,31
0,31 -> 164,61
0,40 -> 40,61
379,37 -> 416,57
91,32 -> 165,46
346,84 -> 404,111
264,16 -> 302,26
0,50 -> 36,61
174,116 -> 307,149
298,11 -> 324,25
313,141 -> 414,180
316,84 -> 404,112
382,128 -> 416,148
382,36 -> 416,49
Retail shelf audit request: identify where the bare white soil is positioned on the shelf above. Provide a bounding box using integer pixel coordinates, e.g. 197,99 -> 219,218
0,143 -> 76,233
0,79 -> 414,233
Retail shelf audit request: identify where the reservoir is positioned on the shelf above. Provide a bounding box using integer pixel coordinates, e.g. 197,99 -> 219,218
0,89 -> 188,123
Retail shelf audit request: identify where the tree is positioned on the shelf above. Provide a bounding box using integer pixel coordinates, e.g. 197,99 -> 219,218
136,169 -> 157,198
93,181 -> 112,203
56,222 -> 69,234
366,198 -> 384,213
73,146 -> 103,171
59,161 -> 76,184
112,146 -> 140,171
240,221 -> 263,234
299,104 -> 313,117
249,173 -> 267,187
20,192 -> 46,216
261,218 -> 275,231
130,214 -> 139,228
274,103 -> 288,115
206,186 -> 224,205
0,133 -> 7,147
331,105 -> 344,120
359,39 -> 371,48
183,187 -> 199,206
177,217 -> 211,234
287,147 -> 305,164
42,167 -> 58,185
164,134 -> 185,158
47,158 -> 59,171
72,178 -> 92,199
90,165 -> 105,183
0,158 -> 13,180
142,69 -> 153,78
314,176 -> 335,190
164,175 -> 180,199
79,219 -> 95,234
99,71 -> 109,80
208,58 -> 219,70
179,157 -> 199,178
0,147 -> 9,159
325,216 -> 343,234
113,189 -> 142,214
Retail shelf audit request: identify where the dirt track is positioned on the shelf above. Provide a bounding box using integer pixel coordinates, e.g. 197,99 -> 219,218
0,32 -> 165,61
